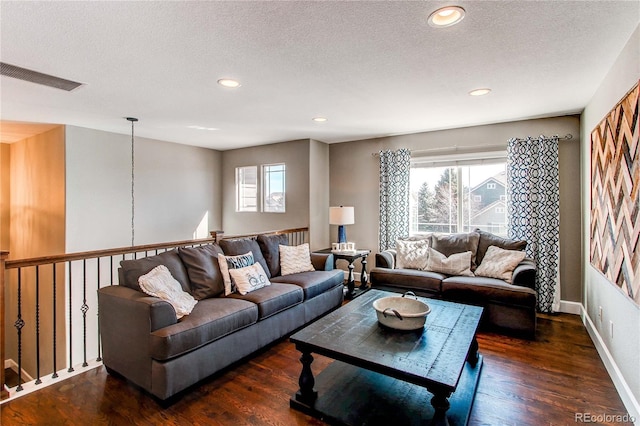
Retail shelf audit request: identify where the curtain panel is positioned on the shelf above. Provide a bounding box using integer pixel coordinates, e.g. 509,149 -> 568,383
507,136 -> 560,313
378,149 -> 411,251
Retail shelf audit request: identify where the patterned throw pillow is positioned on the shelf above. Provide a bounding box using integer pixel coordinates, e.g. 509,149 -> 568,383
279,243 -> 315,275
138,265 -> 197,319
395,239 -> 429,270
424,248 -> 474,276
475,245 -> 526,283
217,251 -> 255,295
228,262 -> 271,295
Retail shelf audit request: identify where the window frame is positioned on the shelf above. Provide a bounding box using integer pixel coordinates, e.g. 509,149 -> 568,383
235,166 -> 258,212
262,163 -> 286,213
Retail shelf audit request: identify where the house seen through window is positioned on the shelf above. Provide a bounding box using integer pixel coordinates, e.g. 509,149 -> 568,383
410,159 -> 508,236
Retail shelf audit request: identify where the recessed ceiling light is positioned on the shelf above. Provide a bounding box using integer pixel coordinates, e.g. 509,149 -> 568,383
217,78 -> 241,88
188,125 -> 219,131
469,88 -> 491,96
428,6 -> 465,28
312,117 -> 328,122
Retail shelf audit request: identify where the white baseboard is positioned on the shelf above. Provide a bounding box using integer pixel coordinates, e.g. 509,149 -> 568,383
4,359 -> 34,382
583,308 -> 640,424
558,300 -> 582,315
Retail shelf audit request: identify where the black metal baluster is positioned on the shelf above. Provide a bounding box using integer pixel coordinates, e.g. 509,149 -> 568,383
15,268 -> 24,391
67,261 -> 74,373
110,256 -> 114,285
35,265 -> 41,385
52,263 -> 58,378
81,259 -> 88,367
96,258 -> 102,362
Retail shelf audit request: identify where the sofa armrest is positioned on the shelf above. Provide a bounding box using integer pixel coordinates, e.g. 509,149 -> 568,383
311,253 -> 335,271
512,258 -> 537,291
376,249 -> 396,269
99,285 -> 177,331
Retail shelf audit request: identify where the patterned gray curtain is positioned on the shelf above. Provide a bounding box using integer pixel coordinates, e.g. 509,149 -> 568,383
379,149 -> 411,251
507,136 -> 560,313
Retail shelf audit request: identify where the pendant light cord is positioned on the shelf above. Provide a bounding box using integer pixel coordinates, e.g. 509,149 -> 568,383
127,117 -> 138,247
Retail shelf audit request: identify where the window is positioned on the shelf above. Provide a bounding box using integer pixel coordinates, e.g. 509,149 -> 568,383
236,166 -> 257,212
500,195 -> 507,201
410,159 -> 508,237
262,163 -> 286,213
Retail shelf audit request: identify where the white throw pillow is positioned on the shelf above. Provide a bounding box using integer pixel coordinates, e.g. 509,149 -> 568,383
424,248 -> 474,276
138,265 -> 197,319
228,262 -> 271,295
395,239 -> 430,270
475,245 -> 526,283
217,251 -> 255,295
279,243 -> 315,276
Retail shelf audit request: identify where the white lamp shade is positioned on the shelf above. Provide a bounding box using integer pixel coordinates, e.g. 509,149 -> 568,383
329,206 -> 355,225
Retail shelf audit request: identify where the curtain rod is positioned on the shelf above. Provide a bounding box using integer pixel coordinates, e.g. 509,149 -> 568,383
370,133 -> 573,157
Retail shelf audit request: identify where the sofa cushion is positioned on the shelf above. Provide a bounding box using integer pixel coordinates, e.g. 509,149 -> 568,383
271,269 -> 344,300
220,238 -> 271,279
120,250 -> 191,293
425,248 -> 474,276
257,233 -> 289,277
177,244 -> 225,300
280,243 -> 315,275
228,283 -> 303,319
441,276 -> 536,307
138,265 -> 197,319
395,239 -> 429,270
370,268 -> 445,294
475,246 -> 526,284
475,229 -> 527,265
149,297 -> 258,361
228,262 -> 271,295
430,232 -> 480,269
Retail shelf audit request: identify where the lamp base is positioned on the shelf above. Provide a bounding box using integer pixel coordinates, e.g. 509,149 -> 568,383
337,225 -> 347,244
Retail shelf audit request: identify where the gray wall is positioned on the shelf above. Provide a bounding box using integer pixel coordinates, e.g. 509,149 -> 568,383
309,139 -> 330,250
221,139 -> 310,236
65,125 -> 222,251
329,116 -> 582,302
581,24 -> 639,415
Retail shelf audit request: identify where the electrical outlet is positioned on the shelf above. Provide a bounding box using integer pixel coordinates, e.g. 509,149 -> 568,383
599,306 -> 603,321
610,321 -> 614,339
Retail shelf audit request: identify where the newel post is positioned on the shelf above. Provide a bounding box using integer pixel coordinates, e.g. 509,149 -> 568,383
1,251 -> 8,399
210,230 -> 224,244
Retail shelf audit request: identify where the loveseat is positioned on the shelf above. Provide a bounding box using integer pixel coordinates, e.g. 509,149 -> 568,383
370,230 -> 537,337
98,233 -> 344,401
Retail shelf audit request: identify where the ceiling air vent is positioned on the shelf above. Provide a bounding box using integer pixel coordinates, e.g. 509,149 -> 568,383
0,62 -> 83,91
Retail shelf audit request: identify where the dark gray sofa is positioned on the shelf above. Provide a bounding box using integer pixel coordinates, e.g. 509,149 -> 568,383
98,234 -> 344,400
370,230 -> 537,337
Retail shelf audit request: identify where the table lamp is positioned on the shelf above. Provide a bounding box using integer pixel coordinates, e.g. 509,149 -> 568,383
329,206 -> 355,244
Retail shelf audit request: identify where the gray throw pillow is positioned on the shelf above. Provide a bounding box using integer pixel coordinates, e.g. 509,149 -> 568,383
257,234 -> 289,277
177,244 -> 225,300
430,232 -> 480,270
120,250 -> 191,293
474,229 -> 527,265
219,238 -> 271,279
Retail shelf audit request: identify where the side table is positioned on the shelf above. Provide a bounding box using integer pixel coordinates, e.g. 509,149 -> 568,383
314,249 -> 371,299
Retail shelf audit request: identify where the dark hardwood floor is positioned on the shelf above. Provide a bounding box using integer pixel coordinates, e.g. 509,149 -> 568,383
0,313 -> 632,425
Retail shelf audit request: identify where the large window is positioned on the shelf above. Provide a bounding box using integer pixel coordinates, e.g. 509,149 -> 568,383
410,159 -> 507,236
262,163 -> 286,213
236,166 -> 257,212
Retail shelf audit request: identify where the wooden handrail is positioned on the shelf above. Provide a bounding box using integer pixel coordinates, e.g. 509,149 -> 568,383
214,227 -> 309,241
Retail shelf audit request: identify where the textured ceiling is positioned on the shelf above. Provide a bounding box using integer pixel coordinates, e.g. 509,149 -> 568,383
1,1 -> 638,150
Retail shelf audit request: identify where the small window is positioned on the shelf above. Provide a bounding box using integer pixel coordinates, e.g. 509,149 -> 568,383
487,183 -> 496,189
495,207 -> 505,213
473,195 -> 481,202
262,163 -> 286,213
500,195 -> 507,201
236,166 -> 257,212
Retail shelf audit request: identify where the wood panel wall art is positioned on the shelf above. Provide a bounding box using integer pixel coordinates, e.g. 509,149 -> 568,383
590,81 -> 639,305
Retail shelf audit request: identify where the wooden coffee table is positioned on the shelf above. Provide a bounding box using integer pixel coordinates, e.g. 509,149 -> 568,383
290,289 -> 483,426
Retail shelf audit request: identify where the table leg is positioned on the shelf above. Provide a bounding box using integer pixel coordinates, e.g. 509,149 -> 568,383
467,337 -> 479,367
345,261 -> 356,299
430,391 -> 452,426
295,351 -> 317,404
359,255 -> 369,289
